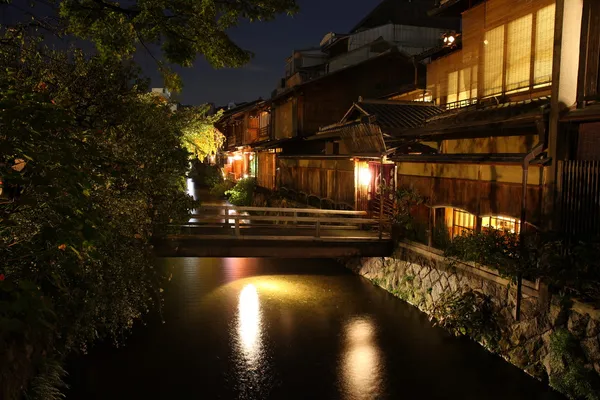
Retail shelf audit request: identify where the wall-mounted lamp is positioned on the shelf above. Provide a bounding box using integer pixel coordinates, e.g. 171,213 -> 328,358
442,32 -> 460,48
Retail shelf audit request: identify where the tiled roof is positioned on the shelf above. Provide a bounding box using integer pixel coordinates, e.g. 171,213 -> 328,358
355,100 -> 444,131
399,97 -> 551,139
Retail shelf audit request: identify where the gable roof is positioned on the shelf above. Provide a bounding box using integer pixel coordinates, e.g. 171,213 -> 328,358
310,98 -> 443,155
350,0 -> 460,33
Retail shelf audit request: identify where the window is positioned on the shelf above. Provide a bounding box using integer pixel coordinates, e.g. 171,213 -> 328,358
506,15 -> 533,92
447,71 -> 458,104
481,216 -> 521,234
458,68 -> 472,101
534,4 -> 555,86
483,25 -> 505,96
451,209 -> 476,238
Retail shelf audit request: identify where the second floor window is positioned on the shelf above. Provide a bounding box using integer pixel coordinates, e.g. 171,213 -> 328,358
483,3 -> 555,97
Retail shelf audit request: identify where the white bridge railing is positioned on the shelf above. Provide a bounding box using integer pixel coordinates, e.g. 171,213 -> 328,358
182,205 -> 388,240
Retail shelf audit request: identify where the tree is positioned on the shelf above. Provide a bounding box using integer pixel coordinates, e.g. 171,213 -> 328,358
0,32 -> 212,398
181,106 -> 224,160
2,0 -> 299,91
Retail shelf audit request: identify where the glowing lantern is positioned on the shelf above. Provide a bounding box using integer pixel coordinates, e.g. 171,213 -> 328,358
358,165 -> 372,187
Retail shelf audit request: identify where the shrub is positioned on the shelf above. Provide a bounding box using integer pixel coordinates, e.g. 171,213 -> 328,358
430,289 -> 502,351
209,179 -> 235,198
548,329 -> 600,400
226,178 -> 256,206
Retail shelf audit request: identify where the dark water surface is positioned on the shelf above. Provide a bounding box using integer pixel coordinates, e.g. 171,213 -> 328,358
67,258 -> 563,399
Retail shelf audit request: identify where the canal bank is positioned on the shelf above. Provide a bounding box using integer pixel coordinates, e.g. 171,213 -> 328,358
66,257 -> 563,399
340,241 -> 600,398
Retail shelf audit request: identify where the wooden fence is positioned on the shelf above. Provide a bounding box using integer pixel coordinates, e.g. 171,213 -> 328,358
558,160 -> 600,236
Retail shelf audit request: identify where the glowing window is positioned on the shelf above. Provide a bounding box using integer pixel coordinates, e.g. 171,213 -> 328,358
534,4 -> 556,85
451,209 -> 475,238
483,25 -> 505,97
506,14 -> 533,92
481,216 -> 521,234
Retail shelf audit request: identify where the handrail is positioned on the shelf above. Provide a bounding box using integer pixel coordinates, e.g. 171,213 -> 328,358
187,205 -> 386,239
194,205 -> 367,216
189,215 -> 379,224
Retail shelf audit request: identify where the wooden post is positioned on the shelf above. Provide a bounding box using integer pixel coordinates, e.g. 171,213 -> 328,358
315,218 -> 321,238
224,206 -> 230,230
235,217 -> 240,238
379,155 -> 384,240
293,211 -> 298,227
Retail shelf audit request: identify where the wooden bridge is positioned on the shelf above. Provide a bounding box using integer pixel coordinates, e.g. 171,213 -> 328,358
154,205 -> 393,258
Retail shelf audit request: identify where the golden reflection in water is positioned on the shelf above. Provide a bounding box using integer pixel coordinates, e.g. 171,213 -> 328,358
340,317 -> 384,400
238,284 -> 262,362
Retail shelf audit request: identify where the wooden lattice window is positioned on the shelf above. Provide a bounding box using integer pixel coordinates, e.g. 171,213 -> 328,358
451,209 -> 476,238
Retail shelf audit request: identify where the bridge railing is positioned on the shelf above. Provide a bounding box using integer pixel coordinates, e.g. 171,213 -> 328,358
184,205 -> 388,240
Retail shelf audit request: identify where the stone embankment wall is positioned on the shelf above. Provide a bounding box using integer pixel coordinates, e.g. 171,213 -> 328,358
341,241 -> 600,396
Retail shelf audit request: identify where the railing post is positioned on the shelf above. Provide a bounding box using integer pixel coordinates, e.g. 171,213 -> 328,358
224,206 -> 230,229
235,217 -> 240,238
315,217 -> 321,238
293,211 -> 298,227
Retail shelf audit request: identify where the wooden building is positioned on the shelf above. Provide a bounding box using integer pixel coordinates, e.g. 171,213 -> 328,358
382,0 -> 589,244
215,100 -> 271,181
558,0 -> 600,237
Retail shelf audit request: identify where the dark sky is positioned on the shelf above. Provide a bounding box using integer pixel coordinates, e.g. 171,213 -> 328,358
137,0 -> 382,107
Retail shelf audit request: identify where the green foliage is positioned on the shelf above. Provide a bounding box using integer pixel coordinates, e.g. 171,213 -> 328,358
385,186 -> 424,229
226,177 -> 256,206
445,229 -> 600,302
210,180 -> 235,199
444,229 -> 526,281
24,358 -> 67,400
430,289 -> 502,351
191,162 -> 223,188
181,107 -> 224,160
548,329 -> 600,400
0,33 -> 198,398
2,0 -> 299,91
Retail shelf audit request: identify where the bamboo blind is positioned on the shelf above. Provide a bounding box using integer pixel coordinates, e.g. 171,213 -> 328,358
427,0 -> 555,106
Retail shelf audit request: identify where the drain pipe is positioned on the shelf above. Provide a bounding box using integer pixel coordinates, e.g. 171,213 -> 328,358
515,141 -> 545,321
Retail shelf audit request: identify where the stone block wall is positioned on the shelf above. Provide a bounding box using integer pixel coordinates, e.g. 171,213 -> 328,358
341,241 -> 600,396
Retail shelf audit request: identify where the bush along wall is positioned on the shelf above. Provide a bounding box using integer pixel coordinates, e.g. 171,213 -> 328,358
341,242 -> 600,400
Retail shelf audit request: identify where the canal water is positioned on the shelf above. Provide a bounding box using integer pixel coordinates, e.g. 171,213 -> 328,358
67,258 -> 563,399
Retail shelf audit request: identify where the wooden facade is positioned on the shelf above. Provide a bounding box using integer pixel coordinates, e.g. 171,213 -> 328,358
577,0 -> 600,106
272,50 -> 423,139
277,158 -> 355,208
257,152 -> 277,190
558,160 -> 600,237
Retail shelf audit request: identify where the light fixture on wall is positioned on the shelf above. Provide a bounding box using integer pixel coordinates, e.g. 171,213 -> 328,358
357,164 -> 372,187
442,31 -> 460,48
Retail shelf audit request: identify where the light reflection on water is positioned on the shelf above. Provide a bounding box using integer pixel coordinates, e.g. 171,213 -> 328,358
237,284 -> 262,363
340,317 -> 384,400
67,258 -> 565,400
233,282 -> 270,398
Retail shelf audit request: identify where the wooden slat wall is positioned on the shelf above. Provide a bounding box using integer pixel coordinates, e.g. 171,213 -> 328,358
397,173 -> 544,225
257,152 -> 276,190
558,160 -> 600,236
278,159 -> 355,207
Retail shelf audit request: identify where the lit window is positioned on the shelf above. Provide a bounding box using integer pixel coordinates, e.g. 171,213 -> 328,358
534,4 -> 555,85
506,14 -> 533,92
451,209 -> 475,238
481,216 -> 521,234
447,71 -> 458,104
483,25 -> 505,97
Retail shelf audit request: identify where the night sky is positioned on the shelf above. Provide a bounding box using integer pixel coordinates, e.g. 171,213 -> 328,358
137,0 -> 382,107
